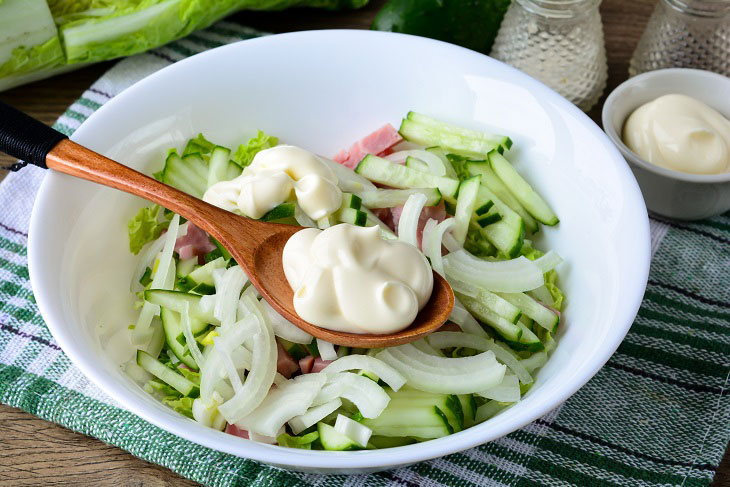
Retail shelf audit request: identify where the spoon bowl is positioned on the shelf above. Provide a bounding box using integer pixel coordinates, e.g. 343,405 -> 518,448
0,102 -> 454,347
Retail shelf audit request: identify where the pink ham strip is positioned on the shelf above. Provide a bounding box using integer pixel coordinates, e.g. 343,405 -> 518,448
277,342 -> 300,379
311,357 -> 333,373
299,355 -> 315,374
332,124 -> 403,169
175,223 -> 216,259
225,423 -> 249,439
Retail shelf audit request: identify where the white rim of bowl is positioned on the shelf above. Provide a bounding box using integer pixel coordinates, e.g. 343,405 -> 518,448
602,67 -> 730,184
28,29 -> 651,470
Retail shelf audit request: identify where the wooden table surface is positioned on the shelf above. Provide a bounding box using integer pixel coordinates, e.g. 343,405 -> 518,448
0,1 -> 728,485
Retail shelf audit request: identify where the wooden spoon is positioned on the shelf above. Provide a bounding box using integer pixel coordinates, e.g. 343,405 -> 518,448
0,102 -> 453,348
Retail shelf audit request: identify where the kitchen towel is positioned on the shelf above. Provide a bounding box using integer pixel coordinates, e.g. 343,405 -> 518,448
1,21 -> 729,487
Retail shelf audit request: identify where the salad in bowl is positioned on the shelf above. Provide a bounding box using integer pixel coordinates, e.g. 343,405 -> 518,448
125,111 -> 565,451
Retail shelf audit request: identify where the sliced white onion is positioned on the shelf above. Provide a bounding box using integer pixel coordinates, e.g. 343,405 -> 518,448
477,374 -> 521,402
425,331 -> 533,384
449,297 -> 489,338
130,232 -> 166,291
442,231 -> 463,253
398,192 -> 427,247
422,218 -> 454,275
134,215 -> 180,342
334,414 -> 372,448
294,203 -> 317,228
249,427 -> 284,444
262,300 -> 313,344
289,398 -> 342,435
411,339 -> 441,356
386,150 -> 447,176
521,350 -> 548,372
320,157 -> 377,194
376,344 -> 506,394
213,336 -> 243,392
214,266 -> 248,328
443,251 -> 544,292
217,297 -> 277,424
475,400 -> 512,423
528,285 -> 554,306
273,373 -> 289,387
180,302 -> 204,369
322,355 -> 406,391
533,250 -> 563,273
200,349 -> 234,404
235,374 -> 327,437
313,372 -> 390,418
316,339 -> 338,361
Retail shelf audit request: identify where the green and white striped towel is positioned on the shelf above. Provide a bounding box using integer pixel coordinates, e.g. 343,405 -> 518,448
1,21 -> 729,487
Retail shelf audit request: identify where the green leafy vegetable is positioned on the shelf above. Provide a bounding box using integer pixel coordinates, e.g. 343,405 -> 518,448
544,270 -> 564,311
183,133 -> 216,156
127,204 -> 170,255
277,431 -> 320,450
232,130 -> 279,168
372,0 -> 511,55
162,395 -> 195,418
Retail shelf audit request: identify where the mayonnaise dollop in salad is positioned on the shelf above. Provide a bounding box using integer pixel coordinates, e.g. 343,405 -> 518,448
283,224 -> 434,334
203,145 -> 342,219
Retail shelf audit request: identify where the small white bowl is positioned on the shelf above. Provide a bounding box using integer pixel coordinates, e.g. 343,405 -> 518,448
28,30 -> 650,473
602,68 -> 730,221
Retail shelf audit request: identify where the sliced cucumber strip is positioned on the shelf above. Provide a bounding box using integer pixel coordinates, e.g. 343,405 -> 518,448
186,256 -> 227,287
405,156 -> 429,173
457,293 -> 522,342
355,154 -> 459,202
467,161 -> 539,233
337,208 -> 367,226
489,152 -> 559,226
359,188 -> 442,208
207,146 -> 233,188
261,203 -> 296,222
341,192 -> 362,211
477,207 -> 502,227
161,151 -> 208,198
507,321 -> 544,352
400,112 -> 512,157
498,292 -> 559,332
318,422 -> 362,451
137,350 -> 199,397
452,175 -> 481,245
161,307 -> 206,369
475,200 -> 494,216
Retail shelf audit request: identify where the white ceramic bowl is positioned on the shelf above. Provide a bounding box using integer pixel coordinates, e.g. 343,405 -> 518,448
28,30 -> 650,474
602,68 -> 730,220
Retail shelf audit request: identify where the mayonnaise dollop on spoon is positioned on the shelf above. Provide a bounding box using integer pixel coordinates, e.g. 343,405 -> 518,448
282,224 -> 434,334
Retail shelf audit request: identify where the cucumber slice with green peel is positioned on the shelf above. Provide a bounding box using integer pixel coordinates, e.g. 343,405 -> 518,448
136,350 -> 199,397
161,307 -> 206,369
359,188 -> 442,208
405,156 -> 429,173
207,146 -> 233,188
468,161 -> 539,233
183,141 -> 209,157
355,154 -> 460,203
190,282 -> 216,295
399,113 -> 511,157
489,152 -> 559,226
360,207 -> 398,240
341,193 -> 362,211
498,292 -> 560,332
368,436 -> 418,449
457,394 -> 477,428
176,257 -> 198,279
144,289 -> 218,325
316,214 -> 338,229
457,293 -> 522,342
261,203 -> 296,222
337,208 -> 368,226
161,151 -> 208,198
186,257 -> 227,287
452,175 -> 481,245
474,289 -> 522,324
477,207 -> 502,227
318,422 -> 362,451
475,200 -> 494,216
363,389 -> 463,438
506,321 -> 544,352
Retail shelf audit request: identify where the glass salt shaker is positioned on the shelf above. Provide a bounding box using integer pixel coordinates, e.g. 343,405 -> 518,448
490,0 -> 608,112
629,0 -> 730,77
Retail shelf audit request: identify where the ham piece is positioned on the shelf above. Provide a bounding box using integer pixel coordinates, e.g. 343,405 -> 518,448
276,342 -> 300,379
310,357 -> 333,373
333,124 -> 403,169
391,201 -> 447,249
299,355 -> 315,374
175,223 -> 217,260
225,423 -> 249,439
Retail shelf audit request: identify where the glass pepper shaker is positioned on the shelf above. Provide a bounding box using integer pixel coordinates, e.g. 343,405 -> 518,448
490,0 -> 608,112
629,0 -> 730,77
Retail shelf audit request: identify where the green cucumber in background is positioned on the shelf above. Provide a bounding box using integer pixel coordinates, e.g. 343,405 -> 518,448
372,0 -> 511,55
0,0 -> 369,92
